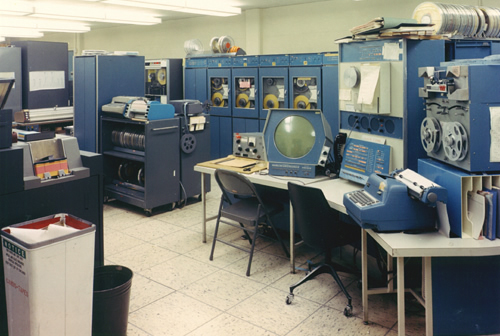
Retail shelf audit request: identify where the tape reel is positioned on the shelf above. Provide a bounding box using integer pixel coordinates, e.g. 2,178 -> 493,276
211,92 -> 224,107
264,94 -> 279,109
421,117 -> 442,153
181,133 -> 197,154
210,37 -> 219,53
157,69 -> 166,85
236,93 -> 250,108
442,122 -> 468,161
218,36 -> 234,53
413,2 -> 500,37
294,95 -> 310,109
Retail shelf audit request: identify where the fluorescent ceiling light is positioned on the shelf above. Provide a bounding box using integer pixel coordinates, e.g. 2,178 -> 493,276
103,0 -> 181,11
103,0 -> 241,16
31,1 -> 161,25
0,27 -> 44,38
0,16 -> 90,33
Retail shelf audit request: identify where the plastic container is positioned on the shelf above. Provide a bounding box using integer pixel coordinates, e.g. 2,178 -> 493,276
92,265 -> 133,336
1,214 -> 96,336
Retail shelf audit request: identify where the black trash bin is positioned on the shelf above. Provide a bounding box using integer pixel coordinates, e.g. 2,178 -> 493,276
92,265 -> 133,336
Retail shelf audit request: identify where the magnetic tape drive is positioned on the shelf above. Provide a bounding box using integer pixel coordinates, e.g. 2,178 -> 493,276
419,58 -> 500,172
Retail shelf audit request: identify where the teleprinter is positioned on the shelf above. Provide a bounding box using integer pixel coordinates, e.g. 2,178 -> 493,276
343,169 -> 447,232
102,96 -> 174,120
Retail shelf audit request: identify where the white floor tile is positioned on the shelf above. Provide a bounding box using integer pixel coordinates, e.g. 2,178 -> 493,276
128,292 -> 221,336
103,195 -> 425,336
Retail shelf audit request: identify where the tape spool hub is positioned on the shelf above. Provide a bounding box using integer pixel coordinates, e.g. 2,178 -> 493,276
442,122 -> 468,161
421,117 -> 442,153
181,134 -> 197,154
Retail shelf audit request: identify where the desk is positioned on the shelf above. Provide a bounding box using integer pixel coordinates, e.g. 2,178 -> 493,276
194,164 -> 500,336
362,230 -> 500,336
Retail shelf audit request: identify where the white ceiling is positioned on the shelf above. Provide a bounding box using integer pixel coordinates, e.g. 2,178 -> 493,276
42,0 -> 331,23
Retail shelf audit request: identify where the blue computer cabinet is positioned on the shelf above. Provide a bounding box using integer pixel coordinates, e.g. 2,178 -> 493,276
74,55 -> 145,153
210,115 -> 232,159
259,54 -> 290,120
338,39 -> 445,172
184,57 -> 207,102
232,56 -> 259,119
207,57 -> 232,117
232,117 -> 260,135
322,53 -> 339,135
289,53 -> 323,110
445,39 -> 500,61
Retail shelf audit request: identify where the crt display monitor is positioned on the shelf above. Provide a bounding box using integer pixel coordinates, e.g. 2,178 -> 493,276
263,108 -> 333,178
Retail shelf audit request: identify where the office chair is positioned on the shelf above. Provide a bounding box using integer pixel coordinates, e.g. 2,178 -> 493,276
286,182 -> 360,316
210,169 -> 290,276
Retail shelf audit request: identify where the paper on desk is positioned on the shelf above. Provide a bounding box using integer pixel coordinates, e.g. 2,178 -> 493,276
7,224 -> 79,244
467,191 -> 486,239
217,158 -> 256,168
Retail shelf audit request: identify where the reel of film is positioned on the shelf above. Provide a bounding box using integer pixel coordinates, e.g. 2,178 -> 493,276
442,121 -> 468,162
112,128 -> 146,151
420,117 -> 469,162
413,2 -> 500,37
421,117 -> 442,153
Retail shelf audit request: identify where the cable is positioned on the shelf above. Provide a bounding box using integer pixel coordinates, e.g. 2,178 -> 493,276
177,180 -> 187,209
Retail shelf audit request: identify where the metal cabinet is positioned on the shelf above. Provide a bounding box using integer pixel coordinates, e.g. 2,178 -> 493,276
101,117 -> 180,215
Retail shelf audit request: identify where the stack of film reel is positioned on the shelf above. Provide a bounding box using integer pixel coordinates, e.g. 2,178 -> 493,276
111,128 -> 145,151
117,160 -> 145,187
413,2 -> 500,38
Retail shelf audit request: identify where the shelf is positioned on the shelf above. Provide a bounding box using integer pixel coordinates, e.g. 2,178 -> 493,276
106,183 -> 145,201
103,149 -> 145,162
102,116 -> 146,125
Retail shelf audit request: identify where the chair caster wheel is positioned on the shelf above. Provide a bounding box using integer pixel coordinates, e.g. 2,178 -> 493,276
344,304 -> 353,317
286,293 -> 294,305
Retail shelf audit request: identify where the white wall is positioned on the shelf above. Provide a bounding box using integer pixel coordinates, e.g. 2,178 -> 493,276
33,0 -> 496,57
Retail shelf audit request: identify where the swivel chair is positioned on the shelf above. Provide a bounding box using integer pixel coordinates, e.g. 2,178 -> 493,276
286,182 -> 360,316
210,169 -> 289,276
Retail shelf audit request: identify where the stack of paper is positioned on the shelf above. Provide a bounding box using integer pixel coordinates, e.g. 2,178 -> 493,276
348,17 -> 436,40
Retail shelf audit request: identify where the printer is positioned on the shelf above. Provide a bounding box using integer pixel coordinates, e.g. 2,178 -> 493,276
102,96 -> 174,120
343,169 -> 447,232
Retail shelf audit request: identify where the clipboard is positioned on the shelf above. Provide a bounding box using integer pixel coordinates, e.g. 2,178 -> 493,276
197,155 -> 268,174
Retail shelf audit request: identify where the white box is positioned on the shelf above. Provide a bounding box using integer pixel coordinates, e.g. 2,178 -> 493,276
1,214 -> 95,336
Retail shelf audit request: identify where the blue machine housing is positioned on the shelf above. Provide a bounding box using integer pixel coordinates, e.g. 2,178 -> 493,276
263,108 -> 333,178
419,60 -> 500,172
321,53 -> 339,136
343,173 -> 438,232
74,55 -> 145,153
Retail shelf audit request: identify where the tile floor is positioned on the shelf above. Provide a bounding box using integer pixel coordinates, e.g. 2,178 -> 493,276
102,178 -> 425,336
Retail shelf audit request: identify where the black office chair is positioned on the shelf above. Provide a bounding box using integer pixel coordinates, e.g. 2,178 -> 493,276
286,182 -> 360,316
210,169 -> 289,276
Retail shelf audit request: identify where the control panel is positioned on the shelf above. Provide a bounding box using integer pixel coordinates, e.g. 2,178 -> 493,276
339,138 -> 391,184
233,132 -> 267,161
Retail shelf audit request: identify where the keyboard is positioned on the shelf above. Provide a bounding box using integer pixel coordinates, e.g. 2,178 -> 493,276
346,189 -> 380,207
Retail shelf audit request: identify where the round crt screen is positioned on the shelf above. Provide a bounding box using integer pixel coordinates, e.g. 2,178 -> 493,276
274,115 -> 316,159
